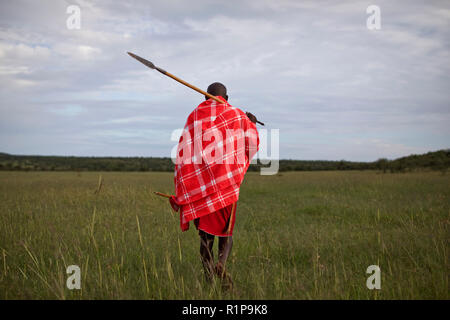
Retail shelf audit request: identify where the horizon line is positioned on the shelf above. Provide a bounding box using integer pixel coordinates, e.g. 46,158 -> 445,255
1,149 -> 448,163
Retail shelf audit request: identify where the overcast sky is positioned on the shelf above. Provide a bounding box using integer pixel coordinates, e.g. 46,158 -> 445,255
0,0 -> 449,161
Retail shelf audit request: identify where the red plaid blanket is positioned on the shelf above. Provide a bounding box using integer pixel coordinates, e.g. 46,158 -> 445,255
172,96 -> 259,231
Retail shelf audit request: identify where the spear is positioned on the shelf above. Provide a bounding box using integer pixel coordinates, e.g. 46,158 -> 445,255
154,191 -> 171,199
127,52 -> 264,126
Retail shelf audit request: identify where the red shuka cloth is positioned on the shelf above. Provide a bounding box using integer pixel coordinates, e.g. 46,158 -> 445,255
172,96 -> 259,231
194,202 -> 237,237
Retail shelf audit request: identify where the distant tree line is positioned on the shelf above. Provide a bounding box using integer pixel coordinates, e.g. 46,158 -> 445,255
0,150 -> 448,173
373,149 -> 449,173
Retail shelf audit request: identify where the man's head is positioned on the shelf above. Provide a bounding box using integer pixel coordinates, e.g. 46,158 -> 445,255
206,82 -> 228,101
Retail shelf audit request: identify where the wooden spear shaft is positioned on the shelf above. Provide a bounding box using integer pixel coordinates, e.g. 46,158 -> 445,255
159,71 -> 225,105
154,191 -> 171,199
226,202 -> 236,234
128,52 -> 223,104
127,52 -> 264,125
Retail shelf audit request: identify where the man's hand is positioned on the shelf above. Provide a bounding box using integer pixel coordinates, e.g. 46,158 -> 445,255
246,112 -> 257,124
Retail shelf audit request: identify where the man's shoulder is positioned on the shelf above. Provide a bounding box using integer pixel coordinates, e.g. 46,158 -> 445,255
184,103 -> 205,123
221,103 -> 246,118
183,100 -> 250,129
220,105 -> 253,129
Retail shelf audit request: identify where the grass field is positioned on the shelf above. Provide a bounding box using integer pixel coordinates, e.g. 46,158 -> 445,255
0,171 -> 448,299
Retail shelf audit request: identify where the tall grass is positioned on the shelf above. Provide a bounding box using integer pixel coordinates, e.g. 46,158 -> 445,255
0,171 -> 448,299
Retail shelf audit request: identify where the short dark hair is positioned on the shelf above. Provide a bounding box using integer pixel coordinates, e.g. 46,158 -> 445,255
206,82 -> 228,101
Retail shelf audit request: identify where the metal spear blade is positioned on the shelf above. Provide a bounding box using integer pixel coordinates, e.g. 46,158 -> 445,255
127,52 -> 156,69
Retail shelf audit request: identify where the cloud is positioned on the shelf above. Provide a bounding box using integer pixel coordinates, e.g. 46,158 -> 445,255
0,0 -> 448,160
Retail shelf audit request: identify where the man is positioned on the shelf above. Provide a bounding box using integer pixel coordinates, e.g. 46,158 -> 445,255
169,82 -> 259,288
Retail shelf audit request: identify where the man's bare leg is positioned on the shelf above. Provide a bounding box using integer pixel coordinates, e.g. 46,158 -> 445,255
218,236 -> 233,266
216,236 -> 233,289
199,230 -> 215,282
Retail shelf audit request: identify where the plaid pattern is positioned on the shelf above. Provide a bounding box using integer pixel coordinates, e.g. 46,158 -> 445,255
173,96 -> 259,230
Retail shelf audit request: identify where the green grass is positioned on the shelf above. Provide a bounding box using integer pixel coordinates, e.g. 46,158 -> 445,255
0,171 -> 448,299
